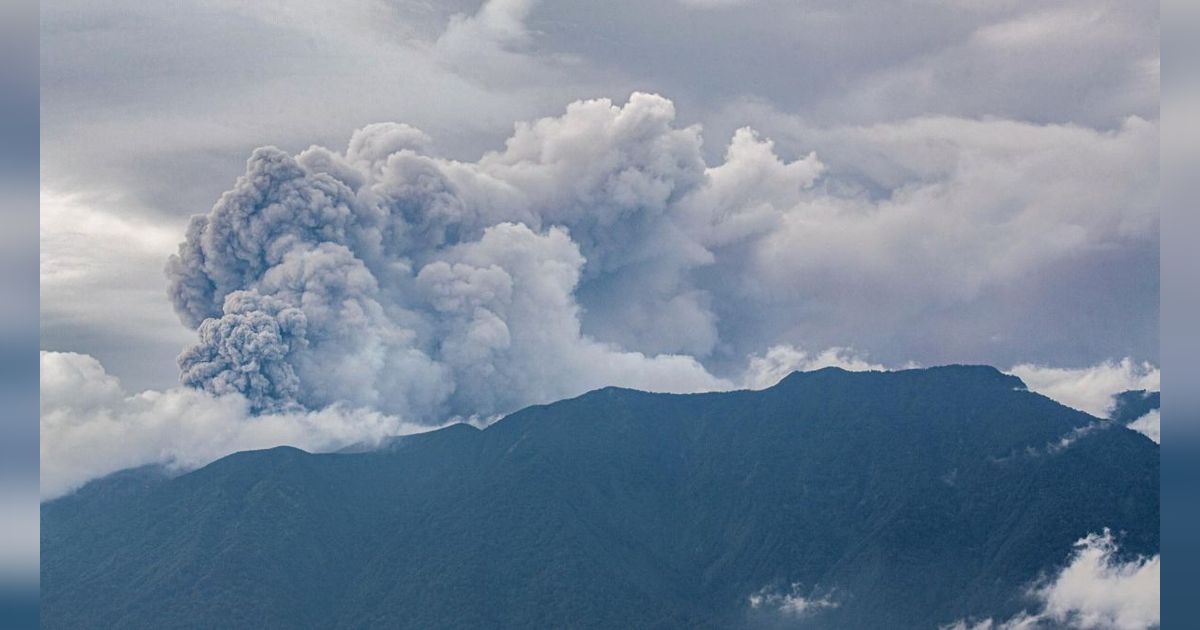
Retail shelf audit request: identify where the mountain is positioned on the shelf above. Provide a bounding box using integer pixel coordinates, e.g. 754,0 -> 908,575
1110,389 -> 1160,425
41,366 -> 1159,629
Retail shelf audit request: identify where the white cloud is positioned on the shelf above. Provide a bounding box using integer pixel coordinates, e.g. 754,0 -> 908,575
756,115 -> 1157,304
1036,531 -> 1159,629
748,583 -> 839,617
941,530 -> 1159,630
40,342 -> 907,499
1029,423 -> 1109,458
41,340 -> 896,497
743,344 -> 885,390
1127,410 -> 1160,444
678,102 -> 1158,369
1009,359 -> 1159,417
39,351 -> 436,501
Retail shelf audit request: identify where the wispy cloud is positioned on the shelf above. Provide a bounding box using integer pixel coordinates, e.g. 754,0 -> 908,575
941,530 -> 1159,630
748,583 -> 839,618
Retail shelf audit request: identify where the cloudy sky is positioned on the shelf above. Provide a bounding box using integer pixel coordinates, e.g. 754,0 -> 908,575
41,0 -> 1159,497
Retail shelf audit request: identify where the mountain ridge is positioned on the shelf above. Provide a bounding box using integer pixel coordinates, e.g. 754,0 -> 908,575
42,365 -> 1157,629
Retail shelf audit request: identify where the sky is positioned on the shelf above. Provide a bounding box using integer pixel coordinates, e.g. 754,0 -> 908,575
40,0 -> 1160,498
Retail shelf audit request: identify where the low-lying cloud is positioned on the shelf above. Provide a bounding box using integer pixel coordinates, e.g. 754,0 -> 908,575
42,342 -> 879,498
941,530 -> 1159,630
45,346 -> 1162,499
1126,410 -> 1160,444
40,351 -> 433,500
748,583 -> 839,618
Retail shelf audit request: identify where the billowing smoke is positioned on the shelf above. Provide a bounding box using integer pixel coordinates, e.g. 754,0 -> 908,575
164,92 -> 1157,427
177,291 -> 307,411
166,93 -> 811,421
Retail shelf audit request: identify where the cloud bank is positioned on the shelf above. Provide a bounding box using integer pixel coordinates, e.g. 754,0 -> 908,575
942,530 -> 1159,630
40,351 -> 430,500
45,344 -> 1162,499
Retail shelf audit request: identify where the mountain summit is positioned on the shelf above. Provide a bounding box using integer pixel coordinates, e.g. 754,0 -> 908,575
41,366 -> 1158,629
